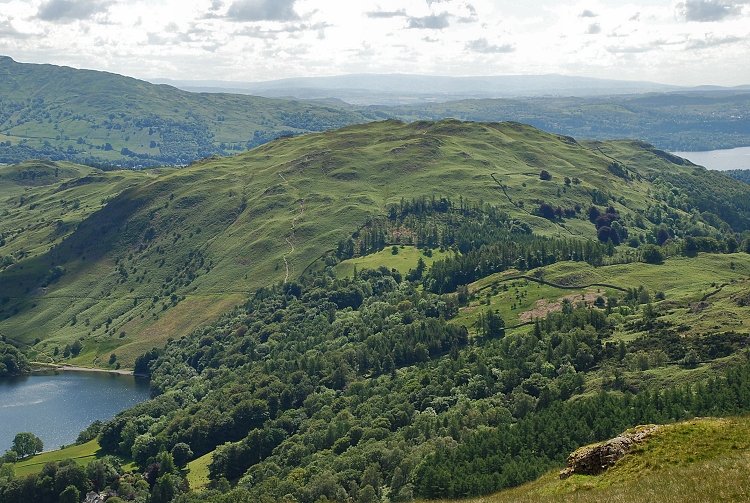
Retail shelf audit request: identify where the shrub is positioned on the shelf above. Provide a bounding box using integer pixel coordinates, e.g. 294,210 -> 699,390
538,203 -> 556,221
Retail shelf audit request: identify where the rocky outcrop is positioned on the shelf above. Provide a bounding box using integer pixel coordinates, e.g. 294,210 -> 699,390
559,425 -> 660,479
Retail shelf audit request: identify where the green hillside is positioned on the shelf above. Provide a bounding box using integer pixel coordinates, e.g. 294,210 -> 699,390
3,57 -> 748,170
0,56 -> 370,167
1,120 -> 749,368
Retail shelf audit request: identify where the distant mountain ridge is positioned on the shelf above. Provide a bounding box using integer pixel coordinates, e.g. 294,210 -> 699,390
152,73 -> 683,105
379,91 -> 750,151
0,56 -> 370,167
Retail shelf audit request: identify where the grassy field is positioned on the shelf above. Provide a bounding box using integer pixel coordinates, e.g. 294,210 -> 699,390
457,253 -> 750,335
186,450 -> 214,491
1,120 -> 747,367
423,416 -> 750,503
11,440 -> 101,477
454,276 -> 607,329
333,245 -> 452,278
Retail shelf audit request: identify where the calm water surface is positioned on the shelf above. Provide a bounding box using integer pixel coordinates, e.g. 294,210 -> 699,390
672,146 -> 750,171
0,372 -> 149,452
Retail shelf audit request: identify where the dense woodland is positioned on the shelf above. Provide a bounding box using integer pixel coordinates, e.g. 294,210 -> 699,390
727,169 -> 750,185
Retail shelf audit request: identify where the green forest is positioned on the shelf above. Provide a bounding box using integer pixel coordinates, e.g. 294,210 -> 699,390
727,169 -> 750,184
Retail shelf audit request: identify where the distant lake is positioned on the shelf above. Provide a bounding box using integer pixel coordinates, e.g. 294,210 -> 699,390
672,146 -> 750,171
0,372 -> 149,452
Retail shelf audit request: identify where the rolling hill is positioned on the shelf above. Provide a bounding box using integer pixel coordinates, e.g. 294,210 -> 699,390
0,56 -> 371,167
1,119 -> 749,368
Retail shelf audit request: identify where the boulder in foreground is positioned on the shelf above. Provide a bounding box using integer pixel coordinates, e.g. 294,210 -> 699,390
560,425 -> 660,479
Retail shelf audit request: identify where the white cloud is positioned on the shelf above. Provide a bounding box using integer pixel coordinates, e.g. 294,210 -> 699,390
36,0 -> 113,23
586,22 -> 601,34
225,0 -> 299,22
0,0 -> 746,86
407,12 -> 451,29
677,0 -> 748,22
466,38 -> 514,53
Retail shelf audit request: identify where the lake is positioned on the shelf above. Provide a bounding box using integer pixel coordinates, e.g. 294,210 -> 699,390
0,372 -> 149,452
672,146 -> 750,171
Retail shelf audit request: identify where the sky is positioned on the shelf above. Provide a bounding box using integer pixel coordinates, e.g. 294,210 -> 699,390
0,0 -> 748,86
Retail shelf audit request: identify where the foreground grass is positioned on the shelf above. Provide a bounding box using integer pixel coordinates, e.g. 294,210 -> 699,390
425,416 -> 750,503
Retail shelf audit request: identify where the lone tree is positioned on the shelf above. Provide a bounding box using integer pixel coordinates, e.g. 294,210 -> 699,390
641,244 -> 664,265
539,169 -> 552,181
12,432 -> 43,458
171,442 -> 193,468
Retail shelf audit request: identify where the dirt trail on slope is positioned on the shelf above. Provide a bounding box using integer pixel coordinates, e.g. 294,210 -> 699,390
279,173 -> 305,283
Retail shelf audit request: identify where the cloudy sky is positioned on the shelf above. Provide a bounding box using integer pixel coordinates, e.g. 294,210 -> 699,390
1,0 -> 749,85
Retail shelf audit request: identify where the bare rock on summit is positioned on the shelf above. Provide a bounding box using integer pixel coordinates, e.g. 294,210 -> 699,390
559,425 -> 660,479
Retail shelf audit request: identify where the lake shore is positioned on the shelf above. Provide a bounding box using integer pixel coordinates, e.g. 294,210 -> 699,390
30,362 -> 140,377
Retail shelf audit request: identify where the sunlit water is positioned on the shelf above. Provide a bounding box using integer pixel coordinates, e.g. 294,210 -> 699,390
672,146 -> 750,171
0,372 -> 149,452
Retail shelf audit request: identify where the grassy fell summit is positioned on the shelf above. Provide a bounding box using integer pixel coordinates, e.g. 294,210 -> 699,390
0,119 -> 749,368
